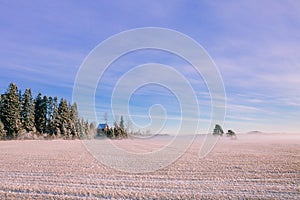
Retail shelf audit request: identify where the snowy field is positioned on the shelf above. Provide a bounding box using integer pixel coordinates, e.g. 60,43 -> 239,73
0,134 -> 299,199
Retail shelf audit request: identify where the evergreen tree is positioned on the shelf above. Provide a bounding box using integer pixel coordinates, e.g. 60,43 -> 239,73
1,83 -> 21,138
0,94 -> 3,123
34,93 -> 42,133
79,118 -> 85,139
34,93 -> 47,134
21,88 -> 35,132
69,103 -> 79,138
0,83 -> 95,140
46,96 -> 61,136
0,119 -> 6,139
42,95 -> 48,133
83,119 -> 90,139
53,97 -> 60,135
119,115 -> 125,131
113,120 -> 118,129
213,124 -> 224,136
46,96 -> 54,134
105,127 -> 113,138
18,90 -> 22,106
58,98 -> 70,137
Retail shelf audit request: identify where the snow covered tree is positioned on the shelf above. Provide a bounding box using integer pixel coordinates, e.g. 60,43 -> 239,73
0,120 -> 6,139
0,94 -> 3,124
125,119 -> 133,135
119,115 -> 125,130
83,119 -> 90,139
0,83 -> 94,140
58,98 -> 70,137
46,96 -> 54,134
46,96 -> 61,136
69,103 -> 79,138
0,94 -> 2,113
21,88 -> 35,132
53,97 -> 60,135
42,96 -> 48,133
1,83 -> 22,138
78,118 -> 85,139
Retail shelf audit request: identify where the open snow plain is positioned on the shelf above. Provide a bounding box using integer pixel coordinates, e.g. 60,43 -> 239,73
0,134 -> 299,199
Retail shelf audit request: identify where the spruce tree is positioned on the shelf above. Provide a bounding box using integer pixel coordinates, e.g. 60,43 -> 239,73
0,94 -> 3,123
42,96 -> 48,133
0,94 -> 3,114
21,88 -> 35,132
1,83 -> 21,138
58,98 -> 70,137
70,103 -> 79,138
53,97 -> 60,135
46,96 -> 54,134
0,120 -> 6,139
79,118 -> 85,139
84,120 -> 90,139
46,96 -> 60,135
34,93 -> 47,134
34,93 -> 42,133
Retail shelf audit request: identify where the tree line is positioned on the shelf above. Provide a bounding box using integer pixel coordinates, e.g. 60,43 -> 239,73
0,83 -> 95,140
100,115 -> 128,139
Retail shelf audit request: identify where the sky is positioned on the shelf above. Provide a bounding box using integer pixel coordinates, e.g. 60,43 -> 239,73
0,0 -> 299,134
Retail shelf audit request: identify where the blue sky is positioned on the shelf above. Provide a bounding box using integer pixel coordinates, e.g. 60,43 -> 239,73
0,0 -> 299,133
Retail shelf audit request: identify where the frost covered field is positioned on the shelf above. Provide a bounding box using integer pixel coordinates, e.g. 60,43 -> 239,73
0,134 -> 299,199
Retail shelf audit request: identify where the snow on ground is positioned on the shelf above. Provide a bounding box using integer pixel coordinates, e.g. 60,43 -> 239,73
0,134 -> 299,199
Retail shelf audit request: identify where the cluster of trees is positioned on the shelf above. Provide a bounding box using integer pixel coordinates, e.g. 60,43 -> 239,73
0,83 -> 95,140
213,124 -> 236,138
97,115 -> 128,139
99,115 -> 152,139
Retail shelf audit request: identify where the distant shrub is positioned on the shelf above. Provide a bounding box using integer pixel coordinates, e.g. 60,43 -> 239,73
213,124 -> 224,136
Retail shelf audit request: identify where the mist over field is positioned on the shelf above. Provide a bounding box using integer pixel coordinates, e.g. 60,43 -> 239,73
0,134 -> 299,199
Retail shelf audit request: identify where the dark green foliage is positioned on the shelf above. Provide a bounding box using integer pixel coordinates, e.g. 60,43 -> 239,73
105,127 -> 114,138
0,120 -> 6,139
46,96 -> 62,136
0,94 -> 3,121
34,93 -> 47,134
21,88 -> 35,132
53,97 -> 60,135
1,83 -> 21,138
213,124 -> 224,136
70,103 -> 79,138
114,127 -> 127,139
58,98 -> 70,137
